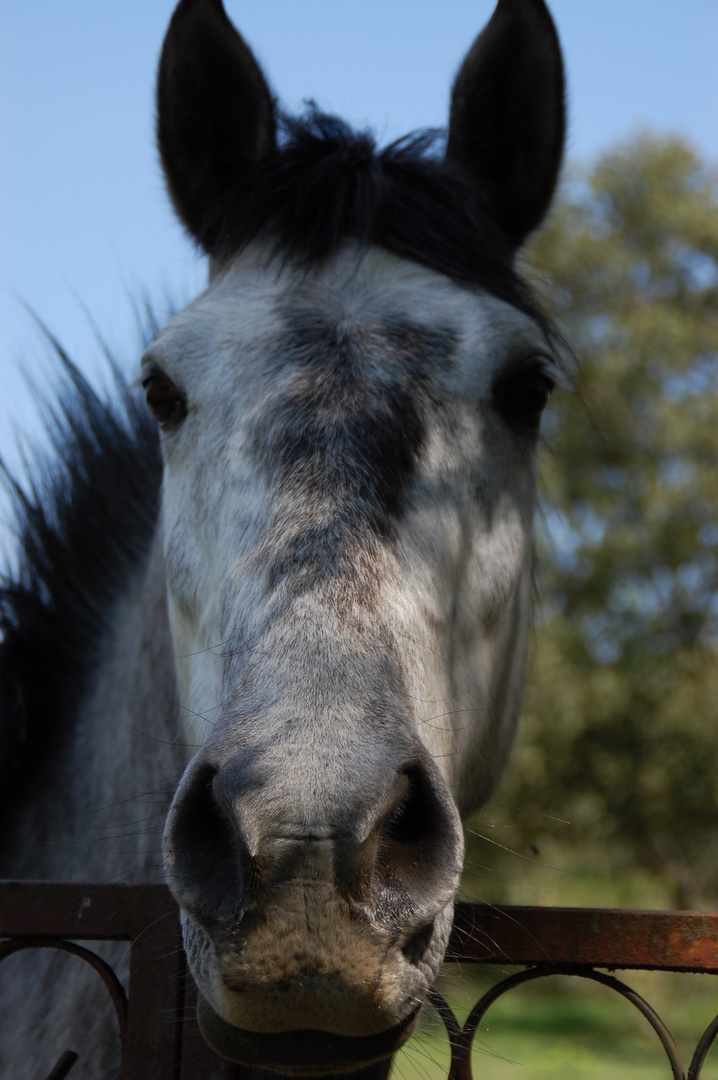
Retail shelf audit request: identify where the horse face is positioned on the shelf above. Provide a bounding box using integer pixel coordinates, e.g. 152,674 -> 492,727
151,0 -> 565,1069
146,244 -> 558,1066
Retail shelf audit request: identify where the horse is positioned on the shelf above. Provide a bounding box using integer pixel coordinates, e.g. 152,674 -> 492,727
0,0 -> 567,1076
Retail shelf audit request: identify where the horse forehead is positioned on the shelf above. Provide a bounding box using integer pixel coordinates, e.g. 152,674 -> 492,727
153,245 -> 542,392
208,245 -> 476,326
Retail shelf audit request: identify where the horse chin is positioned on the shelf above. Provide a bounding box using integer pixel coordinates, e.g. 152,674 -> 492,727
197,993 -> 420,1075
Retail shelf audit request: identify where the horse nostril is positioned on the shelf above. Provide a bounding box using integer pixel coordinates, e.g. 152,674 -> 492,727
370,761 -> 463,927
383,766 -> 437,846
401,920 -> 436,965
164,762 -> 249,930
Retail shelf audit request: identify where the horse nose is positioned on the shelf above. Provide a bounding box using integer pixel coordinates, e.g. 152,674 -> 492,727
340,760 -> 464,930
163,759 -> 248,929
163,749 -> 463,944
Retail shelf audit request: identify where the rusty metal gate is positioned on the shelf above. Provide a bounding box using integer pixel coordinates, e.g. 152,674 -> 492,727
1,880 -> 717,1079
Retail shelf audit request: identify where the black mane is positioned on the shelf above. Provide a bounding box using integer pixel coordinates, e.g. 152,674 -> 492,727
0,341 -> 161,829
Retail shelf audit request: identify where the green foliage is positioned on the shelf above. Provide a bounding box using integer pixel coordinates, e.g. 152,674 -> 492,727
468,135 -> 718,909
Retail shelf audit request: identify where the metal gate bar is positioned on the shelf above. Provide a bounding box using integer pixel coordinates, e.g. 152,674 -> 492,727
449,901 -> 718,970
0,881 -> 245,1080
2,881 -> 717,1078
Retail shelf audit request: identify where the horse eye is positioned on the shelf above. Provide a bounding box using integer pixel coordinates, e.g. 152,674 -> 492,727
494,364 -> 554,435
142,372 -> 186,426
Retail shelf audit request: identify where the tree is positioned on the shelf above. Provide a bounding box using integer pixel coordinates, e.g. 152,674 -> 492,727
467,135 -> 718,909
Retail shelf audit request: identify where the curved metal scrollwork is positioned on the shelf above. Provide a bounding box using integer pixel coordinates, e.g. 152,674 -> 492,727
0,937 -> 129,1080
690,1012 -> 718,1080
428,965 -> 718,1080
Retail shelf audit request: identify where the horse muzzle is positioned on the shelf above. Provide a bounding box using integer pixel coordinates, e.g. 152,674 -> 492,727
163,739 -> 463,1062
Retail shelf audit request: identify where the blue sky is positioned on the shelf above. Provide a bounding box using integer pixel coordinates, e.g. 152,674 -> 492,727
0,0 -> 717,536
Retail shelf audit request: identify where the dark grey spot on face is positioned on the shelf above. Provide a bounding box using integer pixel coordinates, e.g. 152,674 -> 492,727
280,310 -> 355,373
381,318 -> 458,375
254,315 -> 436,512
248,311 -> 460,594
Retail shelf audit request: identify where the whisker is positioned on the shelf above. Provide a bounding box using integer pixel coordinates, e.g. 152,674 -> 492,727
466,827 -> 573,872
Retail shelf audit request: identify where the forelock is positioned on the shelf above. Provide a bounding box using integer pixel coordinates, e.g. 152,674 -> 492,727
195,107 -> 560,348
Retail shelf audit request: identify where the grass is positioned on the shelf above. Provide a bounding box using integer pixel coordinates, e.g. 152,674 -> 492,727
390,966 -> 718,1080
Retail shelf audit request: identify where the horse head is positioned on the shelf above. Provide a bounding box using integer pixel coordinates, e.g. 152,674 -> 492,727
151,0 -> 566,1070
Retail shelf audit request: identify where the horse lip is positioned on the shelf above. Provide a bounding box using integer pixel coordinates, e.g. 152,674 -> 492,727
197,993 -> 421,1075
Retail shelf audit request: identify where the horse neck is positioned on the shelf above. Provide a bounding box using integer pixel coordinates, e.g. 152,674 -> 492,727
3,528 -> 187,884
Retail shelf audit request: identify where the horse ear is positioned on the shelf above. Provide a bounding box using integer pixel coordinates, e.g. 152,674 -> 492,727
447,0 -> 565,251
157,0 -> 276,252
